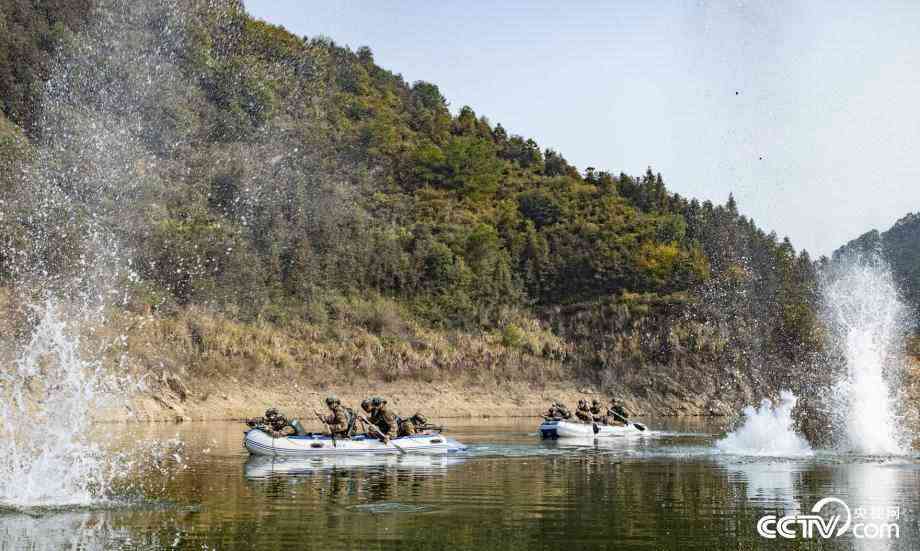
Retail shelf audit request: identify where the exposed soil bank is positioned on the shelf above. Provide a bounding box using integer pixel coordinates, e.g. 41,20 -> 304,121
120,375 -> 740,424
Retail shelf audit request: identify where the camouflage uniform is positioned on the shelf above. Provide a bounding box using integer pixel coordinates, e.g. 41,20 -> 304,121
398,417 -> 417,437
589,400 -> 606,424
370,401 -> 398,440
607,401 -> 629,426
246,408 -> 295,437
324,404 -> 350,437
270,416 -> 296,437
410,413 -> 431,430
551,403 -> 572,420
574,400 -> 592,423
545,402 -> 564,420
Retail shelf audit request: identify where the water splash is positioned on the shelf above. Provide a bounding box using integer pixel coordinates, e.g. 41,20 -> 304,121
716,391 -> 813,456
0,302 -> 129,508
0,0 -> 195,508
822,259 -> 906,454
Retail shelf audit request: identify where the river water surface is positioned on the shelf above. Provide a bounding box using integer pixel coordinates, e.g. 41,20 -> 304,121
1,419 -> 918,550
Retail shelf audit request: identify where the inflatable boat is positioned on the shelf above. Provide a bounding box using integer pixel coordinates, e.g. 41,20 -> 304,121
244,429 -> 467,457
538,419 -> 645,439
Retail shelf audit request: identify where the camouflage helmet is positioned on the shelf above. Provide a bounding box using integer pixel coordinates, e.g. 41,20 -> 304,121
361,398 -> 372,410
592,399 -> 600,407
371,396 -> 386,407
325,396 -> 339,406
578,399 -> 587,407
265,408 -> 279,418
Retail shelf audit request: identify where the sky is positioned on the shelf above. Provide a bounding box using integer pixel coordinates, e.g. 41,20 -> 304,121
244,1 -> 920,257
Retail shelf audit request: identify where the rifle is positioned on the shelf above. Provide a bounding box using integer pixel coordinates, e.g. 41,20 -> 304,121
314,410 -> 336,447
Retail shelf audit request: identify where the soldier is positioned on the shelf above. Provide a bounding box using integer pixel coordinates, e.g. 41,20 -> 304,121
245,408 -> 295,437
607,399 -> 629,426
408,412 -> 432,431
401,412 -> 437,435
589,399 -> 606,424
544,402 -> 565,420
574,399 -> 592,423
552,402 -> 573,420
369,397 -> 398,441
318,396 -> 351,437
398,415 -> 417,437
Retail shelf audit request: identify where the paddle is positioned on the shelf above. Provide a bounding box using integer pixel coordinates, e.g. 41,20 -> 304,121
359,414 -> 407,454
314,410 -> 337,447
609,410 -> 646,432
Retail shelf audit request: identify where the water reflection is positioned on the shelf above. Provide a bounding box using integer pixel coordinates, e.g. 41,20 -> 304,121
243,453 -> 468,479
841,460 -> 907,551
1,421 -> 917,550
0,510 -> 132,551
718,457 -> 809,513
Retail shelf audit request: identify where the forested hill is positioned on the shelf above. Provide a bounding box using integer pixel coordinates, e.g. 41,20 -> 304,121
0,0 -> 821,411
835,213 -> 920,327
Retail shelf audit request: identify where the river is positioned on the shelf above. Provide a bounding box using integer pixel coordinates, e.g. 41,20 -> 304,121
1,419 -> 917,550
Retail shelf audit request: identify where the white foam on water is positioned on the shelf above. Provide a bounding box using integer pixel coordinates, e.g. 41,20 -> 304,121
822,260 -> 906,454
716,391 -> 813,457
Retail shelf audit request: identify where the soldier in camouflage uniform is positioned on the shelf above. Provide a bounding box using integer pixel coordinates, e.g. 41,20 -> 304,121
589,399 -> 606,424
408,412 -> 432,431
398,415 -> 417,437
245,408 -> 296,437
607,399 -> 629,426
574,399 -> 592,423
550,402 -> 572,420
398,411 -> 434,436
544,402 -> 567,420
320,396 -> 351,437
369,397 -> 398,441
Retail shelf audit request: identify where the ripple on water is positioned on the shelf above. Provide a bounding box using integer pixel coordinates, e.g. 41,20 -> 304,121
347,502 -> 431,514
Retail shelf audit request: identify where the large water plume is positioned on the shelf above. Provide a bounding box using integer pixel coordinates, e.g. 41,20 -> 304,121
822,257 -> 907,454
0,0 -> 194,507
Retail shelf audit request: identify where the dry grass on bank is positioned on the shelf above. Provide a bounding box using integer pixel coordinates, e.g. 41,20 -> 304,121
103,295 -> 570,392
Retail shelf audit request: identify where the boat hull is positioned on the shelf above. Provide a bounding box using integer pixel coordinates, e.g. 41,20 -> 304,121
244,429 -> 467,456
539,419 -> 642,439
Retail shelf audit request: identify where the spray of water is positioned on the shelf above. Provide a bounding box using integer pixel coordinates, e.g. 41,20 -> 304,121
822,258 -> 906,454
0,0 -> 194,508
716,391 -> 813,456
0,302 -> 131,508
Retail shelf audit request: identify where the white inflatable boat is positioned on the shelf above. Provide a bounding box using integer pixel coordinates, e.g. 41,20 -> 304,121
538,419 -> 645,439
244,429 -> 467,457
